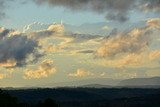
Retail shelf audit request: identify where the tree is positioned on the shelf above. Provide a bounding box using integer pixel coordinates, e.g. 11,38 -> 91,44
36,98 -> 59,107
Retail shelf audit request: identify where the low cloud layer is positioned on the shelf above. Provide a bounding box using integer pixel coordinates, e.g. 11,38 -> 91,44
0,0 -> 160,22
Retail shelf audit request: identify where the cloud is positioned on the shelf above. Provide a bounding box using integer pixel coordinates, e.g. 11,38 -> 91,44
116,53 -> 146,67
147,18 -> 160,30
149,50 -> 160,60
33,0 -> 160,22
23,22 -> 50,33
0,73 -> 9,79
100,72 -> 106,77
0,0 -> 159,22
77,50 -> 94,54
28,24 -> 64,40
69,69 -> 93,77
25,22 -> 102,44
106,13 -> 129,22
95,18 -> 160,67
0,59 -> 17,68
24,60 -> 56,79
96,27 -> 152,58
139,0 -> 160,12
65,33 -> 102,44
26,23 -> 102,56
102,25 -> 110,31
0,68 -> 12,79
33,0 -> 136,22
45,44 -> 61,53
0,27 -> 11,39
0,27 -> 40,68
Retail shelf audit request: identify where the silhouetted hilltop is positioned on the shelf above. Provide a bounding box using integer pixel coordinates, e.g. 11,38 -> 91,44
3,88 -> 160,107
118,77 -> 160,86
79,84 -> 112,88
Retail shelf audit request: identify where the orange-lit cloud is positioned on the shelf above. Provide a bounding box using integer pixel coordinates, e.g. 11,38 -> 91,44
69,69 -> 93,77
0,73 -> 8,79
0,27 -> 40,68
0,59 -> 17,68
147,18 -> 160,30
95,18 -> 160,67
96,27 -> 151,58
24,60 -> 56,79
149,50 -> 160,60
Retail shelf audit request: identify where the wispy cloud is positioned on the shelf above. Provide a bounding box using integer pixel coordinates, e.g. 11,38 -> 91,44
69,69 -> 93,77
149,50 -> 160,60
0,73 -> 9,79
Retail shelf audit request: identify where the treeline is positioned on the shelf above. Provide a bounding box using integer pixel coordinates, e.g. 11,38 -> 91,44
1,88 -> 160,107
0,89 -> 58,107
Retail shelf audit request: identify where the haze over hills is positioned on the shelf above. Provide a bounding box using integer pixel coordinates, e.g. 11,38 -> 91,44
118,77 -> 160,86
1,77 -> 160,89
37,77 -> 160,88
45,78 -> 121,88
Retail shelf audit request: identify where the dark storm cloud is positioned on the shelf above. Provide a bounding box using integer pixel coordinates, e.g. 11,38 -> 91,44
0,28 -> 41,68
0,28 -> 11,39
0,0 -> 159,21
106,13 -> 129,22
33,0 -> 135,22
139,0 -> 160,12
33,0 -> 160,22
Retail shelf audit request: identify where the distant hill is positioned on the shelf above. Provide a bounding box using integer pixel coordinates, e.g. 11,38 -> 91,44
45,78 -> 121,88
118,77 -> 160,86
79,84 -> 112,88
41,77 -> 160,88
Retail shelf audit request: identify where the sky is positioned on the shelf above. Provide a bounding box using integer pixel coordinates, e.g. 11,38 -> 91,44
0,0 -> 160,87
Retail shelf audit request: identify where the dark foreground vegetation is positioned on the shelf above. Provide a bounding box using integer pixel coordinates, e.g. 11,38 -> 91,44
0,88 -> 160,107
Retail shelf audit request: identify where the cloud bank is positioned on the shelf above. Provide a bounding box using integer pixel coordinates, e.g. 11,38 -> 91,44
33,0 -> 160,22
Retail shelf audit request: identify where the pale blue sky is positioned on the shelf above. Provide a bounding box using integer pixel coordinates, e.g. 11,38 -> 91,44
1,1 -> 105,29
1,0 -> 159,30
